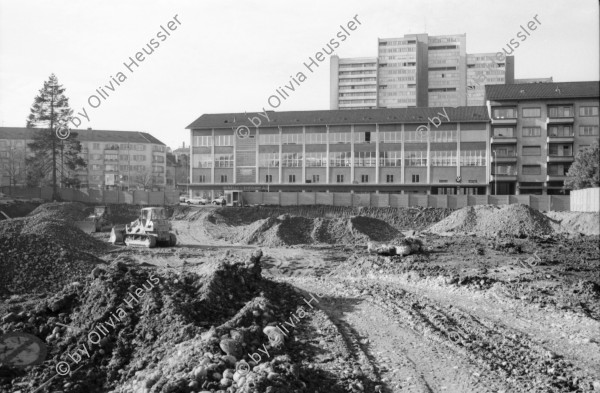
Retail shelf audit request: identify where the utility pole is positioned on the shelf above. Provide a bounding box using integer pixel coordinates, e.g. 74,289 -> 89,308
493,150 -> 498,195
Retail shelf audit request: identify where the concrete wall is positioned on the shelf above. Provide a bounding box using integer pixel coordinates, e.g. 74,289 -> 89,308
570,187 -> 600,212
298,192 -> 316,205
315,192 -> 333,205
237,191 -> 570,211
1,187 -> 180,205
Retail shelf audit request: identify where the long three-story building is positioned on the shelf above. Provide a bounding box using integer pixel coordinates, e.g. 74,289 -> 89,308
186,107 -> 491,197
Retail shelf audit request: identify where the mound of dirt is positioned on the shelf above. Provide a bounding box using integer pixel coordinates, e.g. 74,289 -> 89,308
257,215 -> 316,246
0,252 -> 366,392
198,212 -> 402,246
196,205 -> 452,231
427,204 -> 557,238
545,211 -> 600,236
28,201 -> 90,222
0,203 -> 108,295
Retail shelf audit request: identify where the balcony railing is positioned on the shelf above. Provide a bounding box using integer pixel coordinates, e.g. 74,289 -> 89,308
492,168 -> 518,176
492,151 -> 517,157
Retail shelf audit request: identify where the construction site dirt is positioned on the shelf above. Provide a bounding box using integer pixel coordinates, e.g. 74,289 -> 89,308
0,202 -> 598,393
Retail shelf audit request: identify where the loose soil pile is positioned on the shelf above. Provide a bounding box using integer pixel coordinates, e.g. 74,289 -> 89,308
175,205 -> 452,231
546,211 -> 600,236
0,252 -> 374,393
201,211 -> 401,246
0,203 -> 107,295
427,204 -> 558,238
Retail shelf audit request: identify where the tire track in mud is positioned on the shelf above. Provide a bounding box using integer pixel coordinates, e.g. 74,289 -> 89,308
290,278 -> 491,393
287,274 -> 594,393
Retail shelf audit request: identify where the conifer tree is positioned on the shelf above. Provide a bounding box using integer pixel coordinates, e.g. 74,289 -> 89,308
26,74 -> 86,199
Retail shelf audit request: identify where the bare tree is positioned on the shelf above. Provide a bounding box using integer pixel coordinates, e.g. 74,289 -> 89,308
134,167 -> 155,191
3,147 -> 26,190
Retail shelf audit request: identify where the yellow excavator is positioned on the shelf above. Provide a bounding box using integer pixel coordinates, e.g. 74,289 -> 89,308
109,207 -> 177,248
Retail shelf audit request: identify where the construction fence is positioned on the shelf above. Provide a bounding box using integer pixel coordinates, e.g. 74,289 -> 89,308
570,187 -> 600,212
241,192 -> 571,211
1,187 -> 180,205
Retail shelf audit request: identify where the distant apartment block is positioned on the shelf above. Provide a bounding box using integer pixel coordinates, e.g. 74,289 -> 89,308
467,53 -> 515,106
376,34 -> 428,108
426,34 -> 467,107
0,127 -> 168,190
330,56 -> 378,110
485,81 -> 599,195
330,33 -> 515,109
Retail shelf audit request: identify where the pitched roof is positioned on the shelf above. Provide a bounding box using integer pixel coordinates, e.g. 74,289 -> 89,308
0,127 -> 165,145
186,106 -> 489,129
486,81 -> 599,101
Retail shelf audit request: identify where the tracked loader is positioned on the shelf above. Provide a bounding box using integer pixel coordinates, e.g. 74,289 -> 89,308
109,207 -> 177,248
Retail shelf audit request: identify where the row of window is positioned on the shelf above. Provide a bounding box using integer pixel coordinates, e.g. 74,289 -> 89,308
338,77 -> 377,83
494,163 -> 574,176
89,164 -> 150,172
492,106 -> 598,119
495,144 -> 578,157
494,125 -> 599,137
88,143 -> 154,151
88,174 -> 164,182
87,153 -> 151,161
192,151 -> 486,168
197,173 -> 423,184
195,125 -> 595,147
193,154 -> 235,168
0,140 -> 25,147
339,70 -> 377,76
339,92 -> 378,97
193,135 -> 234,147
100,164 -> 165,173
251,130 -> 460,145
339,63 -> 377,68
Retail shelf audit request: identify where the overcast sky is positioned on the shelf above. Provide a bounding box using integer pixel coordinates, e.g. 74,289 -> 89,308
0,0 -> 598,150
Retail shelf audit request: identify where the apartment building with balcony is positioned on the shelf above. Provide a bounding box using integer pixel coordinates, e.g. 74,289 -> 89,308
0,127 -> 167,190
485,81 -> 599,195
186,107 -> 491,197
330,33 -> 514,109
330,56 -> 378,109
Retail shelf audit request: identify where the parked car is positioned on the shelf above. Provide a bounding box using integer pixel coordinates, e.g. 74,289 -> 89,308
212,196 -> 227,205
179,195 -> 188,203
186,196 -> 209,205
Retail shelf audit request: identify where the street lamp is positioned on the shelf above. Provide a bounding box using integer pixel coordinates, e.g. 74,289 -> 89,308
493,150 -> 497,196
267,160 -> 270,193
